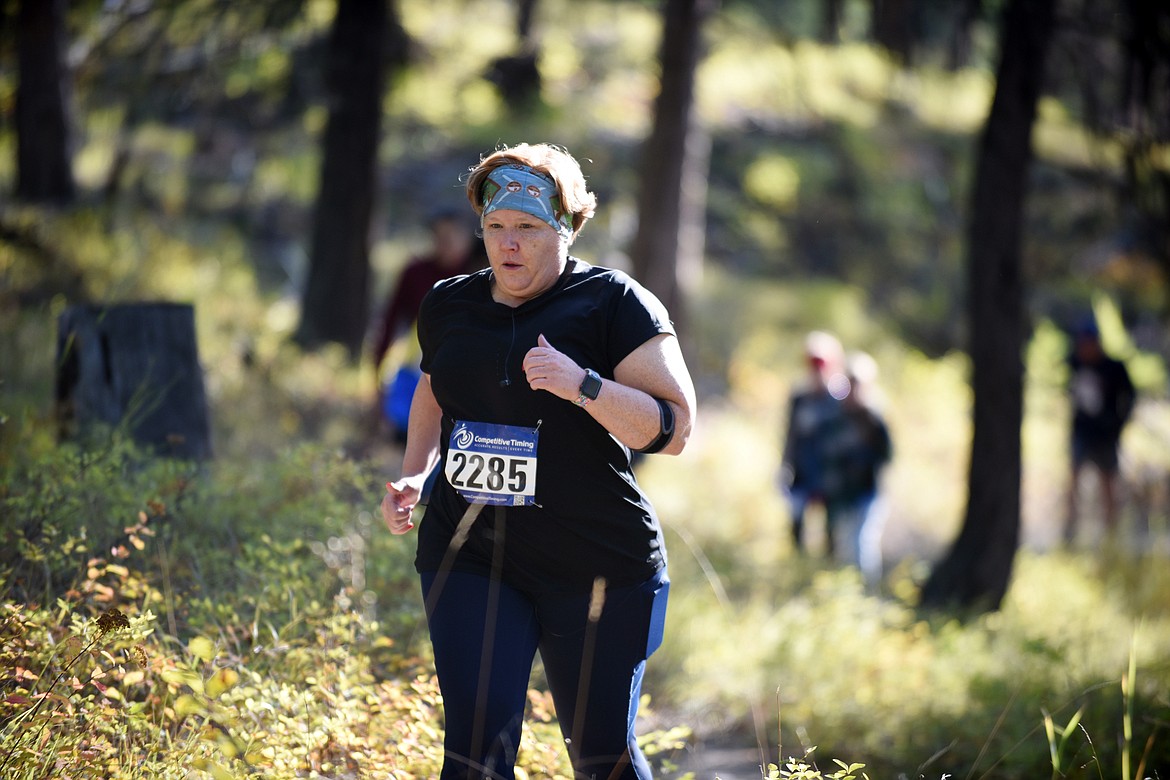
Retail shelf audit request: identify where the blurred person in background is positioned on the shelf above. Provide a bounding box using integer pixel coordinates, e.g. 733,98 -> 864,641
380,142 -> 696,780
1064,317 -> 1136,545
779,330 -> 849,555
369,207 -> 484,441
822,351 -> 892,589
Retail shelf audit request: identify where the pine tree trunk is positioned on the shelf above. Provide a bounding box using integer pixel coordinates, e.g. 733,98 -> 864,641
920,0 -> 1057,612
56,303 -> 212,460
869,0 -> 915,65
630,0 -> 713,339
295,0 -> 390,356
15,0 -> 75,204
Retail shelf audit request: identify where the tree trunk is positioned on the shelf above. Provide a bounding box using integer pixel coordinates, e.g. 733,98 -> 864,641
947,0 -> 983,71
920,0 -> 1056,612
487,0 -> 542,106
820,0 -> 843,44
15,0 -> 75,204
1119,0 -> 1170,288
869,0 -> 915,65
630,0 -> 713,341
295,0 -> 390,357
56,303 -> 212,460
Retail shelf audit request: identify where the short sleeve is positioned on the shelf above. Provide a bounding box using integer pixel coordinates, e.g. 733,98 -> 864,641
605,270 -> 676,368
416,285 -> 441,374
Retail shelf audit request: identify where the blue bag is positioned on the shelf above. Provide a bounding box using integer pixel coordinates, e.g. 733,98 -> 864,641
382,365 -> 421,430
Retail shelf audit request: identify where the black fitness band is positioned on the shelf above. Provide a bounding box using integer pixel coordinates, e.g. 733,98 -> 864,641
636,398 -> 675,454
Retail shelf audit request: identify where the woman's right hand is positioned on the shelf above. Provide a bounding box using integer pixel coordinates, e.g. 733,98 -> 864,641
381,479 -> 421,534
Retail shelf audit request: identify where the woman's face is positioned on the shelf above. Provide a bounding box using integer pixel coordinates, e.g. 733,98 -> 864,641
482,208 -> 567,306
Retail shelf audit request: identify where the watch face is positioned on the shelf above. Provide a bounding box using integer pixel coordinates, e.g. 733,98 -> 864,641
581,369 -> 602,400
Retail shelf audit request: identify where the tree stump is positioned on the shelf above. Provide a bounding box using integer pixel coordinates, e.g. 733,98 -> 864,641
56,303 -> 212,459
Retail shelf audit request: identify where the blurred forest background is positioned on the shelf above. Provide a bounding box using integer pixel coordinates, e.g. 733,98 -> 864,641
3,0 -> 1170,778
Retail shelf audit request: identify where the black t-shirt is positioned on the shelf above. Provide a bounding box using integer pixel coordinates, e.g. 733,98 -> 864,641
1069,354 -> 1135,444
414,258 -> 675,594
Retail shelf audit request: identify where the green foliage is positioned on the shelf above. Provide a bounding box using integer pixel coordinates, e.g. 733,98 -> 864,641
8,0 -> 1164,361
633,273 -> 1170,779
765,756 -> 869,780
0,433 -> 192,607
0,433 -> 579,778
0,604 -> 153,780
0,568 -> 454,778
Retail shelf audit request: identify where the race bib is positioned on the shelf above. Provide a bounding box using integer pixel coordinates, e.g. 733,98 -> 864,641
445,421 -> 539,506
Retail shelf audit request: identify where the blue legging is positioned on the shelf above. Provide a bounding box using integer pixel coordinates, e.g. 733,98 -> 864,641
420,567 -> 669,780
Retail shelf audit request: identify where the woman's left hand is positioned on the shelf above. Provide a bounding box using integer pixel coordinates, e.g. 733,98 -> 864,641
522,334 -> 586,402
524,331 -> 696,455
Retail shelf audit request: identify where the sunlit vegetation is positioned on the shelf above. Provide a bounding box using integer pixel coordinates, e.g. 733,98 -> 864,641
3,0 -> 1170,777
5,223 -> 1169,776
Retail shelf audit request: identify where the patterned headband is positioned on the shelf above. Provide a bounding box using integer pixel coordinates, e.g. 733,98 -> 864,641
481,164 -> 573,238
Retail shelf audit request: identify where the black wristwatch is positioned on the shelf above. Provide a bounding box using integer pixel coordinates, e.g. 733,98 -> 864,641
575,368 -> 602,407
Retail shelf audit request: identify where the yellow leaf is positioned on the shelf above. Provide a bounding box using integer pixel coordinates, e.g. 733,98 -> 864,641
189,636 -> 215,663
160,668 -> 203,693
174,694 -> 205,718
217,733 -> 241,759
206,668 -> 240,698
243,749 -> 269,765
159,669 -> 184,686
208,760 -> 236,780
122,670 -> 145,686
